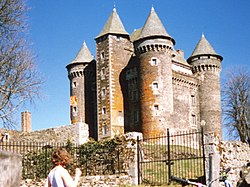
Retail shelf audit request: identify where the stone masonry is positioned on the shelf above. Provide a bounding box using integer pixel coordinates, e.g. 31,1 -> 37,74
66,6 -> 223,141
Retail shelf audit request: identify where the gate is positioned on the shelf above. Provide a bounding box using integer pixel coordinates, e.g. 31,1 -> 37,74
137,128 -> 206,186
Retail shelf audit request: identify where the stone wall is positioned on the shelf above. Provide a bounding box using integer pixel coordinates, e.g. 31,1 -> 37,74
0,150 -> 22,187
0,122 -> 89,144
21,175 -> 132,187
219,140 -> 250,186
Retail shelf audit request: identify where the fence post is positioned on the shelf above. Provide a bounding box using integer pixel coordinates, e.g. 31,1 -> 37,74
137,136 -> 140,185
201,126 -> 206,184
167,128 -> 171,184
45,145 -> 48,177
117,149 -> 120,174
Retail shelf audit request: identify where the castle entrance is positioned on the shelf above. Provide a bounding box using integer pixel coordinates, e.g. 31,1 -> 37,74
137,128 -> 206,186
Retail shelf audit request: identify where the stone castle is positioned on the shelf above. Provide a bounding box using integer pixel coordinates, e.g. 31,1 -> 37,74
66,7 -> 223,141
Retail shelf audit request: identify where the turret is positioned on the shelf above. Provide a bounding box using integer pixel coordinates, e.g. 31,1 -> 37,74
95,8 -> 133,140
187,34 -> 223,138
133,7 -> 175,137
66,42 -> 97,139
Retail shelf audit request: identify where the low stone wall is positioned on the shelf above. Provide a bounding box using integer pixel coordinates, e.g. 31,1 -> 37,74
0,150 -> 22,187
220,141 -> 250,186
21,175 -> 132,187
1,122 -> 89,144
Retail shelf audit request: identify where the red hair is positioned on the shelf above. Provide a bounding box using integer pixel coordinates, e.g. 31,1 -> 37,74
51,148 -> 71,166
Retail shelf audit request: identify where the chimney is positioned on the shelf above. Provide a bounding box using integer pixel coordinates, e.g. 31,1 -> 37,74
21,111 -> 31,132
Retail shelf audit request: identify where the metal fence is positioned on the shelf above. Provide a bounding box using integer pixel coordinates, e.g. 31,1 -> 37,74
0,140 -> 124,179
138,128 -> 205,186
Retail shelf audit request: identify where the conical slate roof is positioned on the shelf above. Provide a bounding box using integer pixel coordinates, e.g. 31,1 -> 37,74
136,7 -> 175,44
130,28 -> 142,42
96,7 -> 128,39
190,34 -> 221,59
72,42 -> 94,63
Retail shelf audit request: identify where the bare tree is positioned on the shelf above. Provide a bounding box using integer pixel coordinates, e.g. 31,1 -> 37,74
222,67 -> 250,144
0,0 -> 43,128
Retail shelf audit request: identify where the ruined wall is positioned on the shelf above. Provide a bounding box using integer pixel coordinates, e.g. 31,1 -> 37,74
0,122 -> 89,144
219,141 -> 250,186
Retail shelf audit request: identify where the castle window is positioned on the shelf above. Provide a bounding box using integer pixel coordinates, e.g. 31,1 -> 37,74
102,107 -> 107,119
192,114 -> 196,125
118,111 -> 123,125
101,68 -> 105,80
100,51 -> 105,60
101,87 -> 106,98
150,57 -> 159,66
72,106 -> 77,116
102,107 -> 106,115
152,82 -> 158,90
118,111 -> 122,117
191,95 -> 196,105
152,81 -> 159,95
72,81 -> 77,88
102,123 -> 107,135
153,104 -> 159,116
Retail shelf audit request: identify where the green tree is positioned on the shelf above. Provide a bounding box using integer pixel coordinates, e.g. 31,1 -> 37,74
0,0 -> 42,128
222,67 -> 250,144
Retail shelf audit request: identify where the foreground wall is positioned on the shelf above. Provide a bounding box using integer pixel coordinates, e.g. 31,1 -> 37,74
220,141 -> 250,186
21,175 -> 132,187
0,150 -> 22,187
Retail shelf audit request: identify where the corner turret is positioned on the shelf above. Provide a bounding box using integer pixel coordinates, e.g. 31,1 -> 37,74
66,42 -> 97,140
188,34 -> 223,138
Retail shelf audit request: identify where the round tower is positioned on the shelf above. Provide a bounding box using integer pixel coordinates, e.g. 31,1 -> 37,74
134,7 -> 175,138
187,34 -> 223,138
66,42 -> 95,126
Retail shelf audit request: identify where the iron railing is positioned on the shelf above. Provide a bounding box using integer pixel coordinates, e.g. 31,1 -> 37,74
138,128 -> 205,186
0,141 -> 124,179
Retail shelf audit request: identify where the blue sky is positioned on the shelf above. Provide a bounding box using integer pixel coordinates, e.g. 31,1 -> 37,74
21,0 -> 250,136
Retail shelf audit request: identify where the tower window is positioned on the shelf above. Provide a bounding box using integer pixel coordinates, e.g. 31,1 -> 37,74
102,107 -> 106,115
152,82 -> 158,90
153,104 -> 159,116
101,68 -> 105,80
150,57 -> 159,66
101,87 -> 106,98
191,95 -> 196,105
192,114 -> 196,125
72,106 -> 77,116
102,123 -> 107,135
72,81 -> 77,88
100,51 -> 105,60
